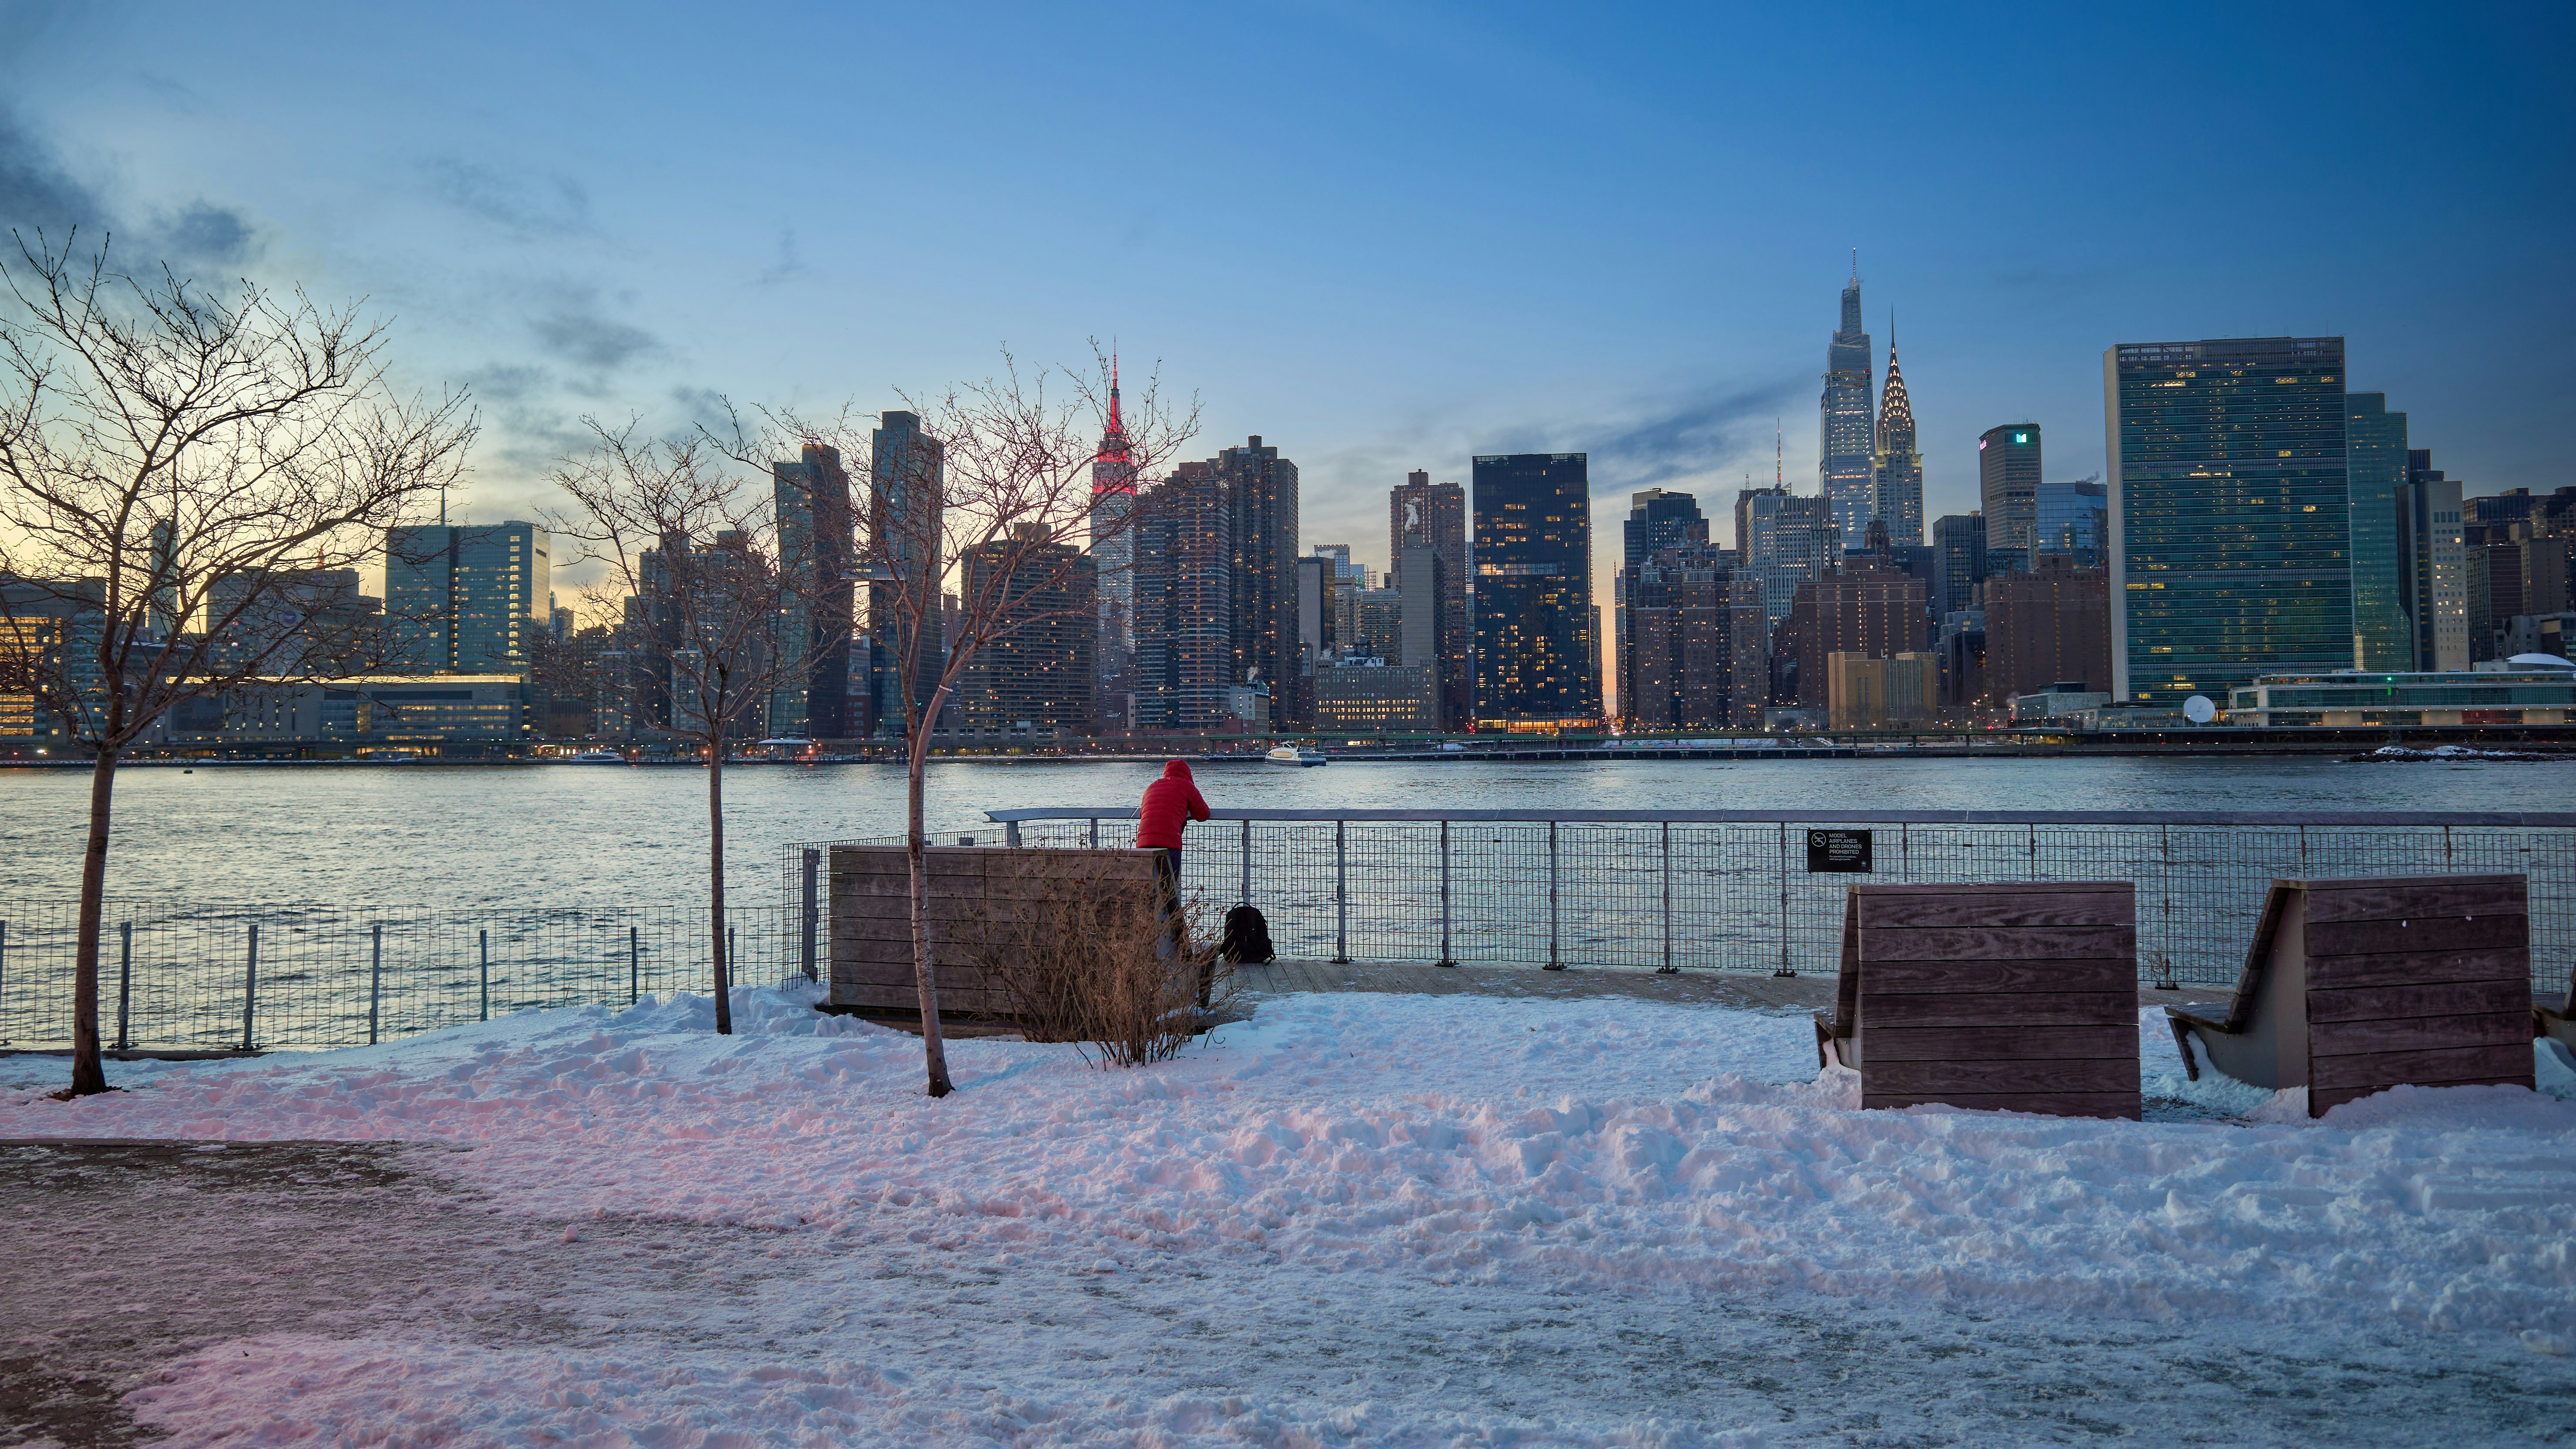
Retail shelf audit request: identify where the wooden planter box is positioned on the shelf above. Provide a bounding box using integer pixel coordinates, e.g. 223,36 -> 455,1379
827,845 -> 1163,1018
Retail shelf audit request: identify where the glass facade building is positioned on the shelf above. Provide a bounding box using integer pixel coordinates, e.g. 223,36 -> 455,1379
2104,337 -> 2352,705
1819,272 -> 1876,550
1473,453 -> 1600,729
2032,481 -> 2108,566
386,521 -> 548,676
2344,393 -> 2413,671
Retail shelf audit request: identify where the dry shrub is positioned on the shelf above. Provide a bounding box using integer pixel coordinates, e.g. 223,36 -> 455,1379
973,859 -> 1233,1068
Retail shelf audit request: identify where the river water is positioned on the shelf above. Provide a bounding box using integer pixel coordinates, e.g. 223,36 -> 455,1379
0,754 -> 2567,908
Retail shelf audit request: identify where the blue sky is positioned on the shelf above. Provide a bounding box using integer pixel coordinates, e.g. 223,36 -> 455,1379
5,1 -> 2569,615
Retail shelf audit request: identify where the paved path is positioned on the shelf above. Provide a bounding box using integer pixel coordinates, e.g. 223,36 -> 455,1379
1235,958 -> 2230,1014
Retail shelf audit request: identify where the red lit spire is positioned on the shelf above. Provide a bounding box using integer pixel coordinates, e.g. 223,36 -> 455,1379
1092,351 -> 1134,492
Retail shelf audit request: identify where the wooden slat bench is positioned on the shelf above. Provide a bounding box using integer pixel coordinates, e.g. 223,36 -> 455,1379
828,845 -> 1164,1018
1815,881 -> 2140,1120
2168,874 -> 2535,1116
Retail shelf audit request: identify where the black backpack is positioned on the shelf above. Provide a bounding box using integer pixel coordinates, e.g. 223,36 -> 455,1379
1220,904 -> 1275,964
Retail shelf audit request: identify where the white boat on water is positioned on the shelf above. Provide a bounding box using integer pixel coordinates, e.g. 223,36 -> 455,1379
1266,745 -> 1328,767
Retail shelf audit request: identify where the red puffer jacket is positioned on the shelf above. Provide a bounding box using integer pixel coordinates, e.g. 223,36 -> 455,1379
1135,759 -> 1210,850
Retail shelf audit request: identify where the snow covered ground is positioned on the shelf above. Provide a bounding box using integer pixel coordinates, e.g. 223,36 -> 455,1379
4,985 -> 2574,1446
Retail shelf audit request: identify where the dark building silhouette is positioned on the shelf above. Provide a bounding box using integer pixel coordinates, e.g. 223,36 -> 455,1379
1931,513 -> 1986,619
771,443 -> 852,739
1616,539 -> 1765,730
868,411 -> 944,734
1621,488 -> 1705,568
1132,463 -> 1235,732
1214,437 -> 1299,726
1473,453 -> 1600,729
1784,558 -> 1927,708
1982,556 -> 2112,704
959,524 -> 1094,735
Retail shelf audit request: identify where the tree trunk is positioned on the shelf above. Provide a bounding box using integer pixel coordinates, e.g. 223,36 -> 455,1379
709,737 -> 731,1035
909,685 -> 953,1097
67,747 -> 117,1096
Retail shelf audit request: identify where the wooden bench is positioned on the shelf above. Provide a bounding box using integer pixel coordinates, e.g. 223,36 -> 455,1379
2168,874 -> 2535,1116
828,845 -> 1163,1019
1815,881 -> 2140,1120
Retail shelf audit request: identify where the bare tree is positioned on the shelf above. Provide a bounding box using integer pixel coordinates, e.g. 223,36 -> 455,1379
547,415 -> 849,1034
777,348 -> 1196,1096
0,232 -> 474,1096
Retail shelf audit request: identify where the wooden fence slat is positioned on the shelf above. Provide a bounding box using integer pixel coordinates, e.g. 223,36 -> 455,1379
2307,1042 -> 2535,1091
1865,1058 -> 2139,1095
2307,1011 -> 2532,1057
1863,1023 -> 2135,1063
1857,958 -> 2137,995
2300,877 -> 2525,922
2306,978 -> 2532,1024
2301,945 -> 2533,990
1860,925 -> 2137,963
1856,891 -> 2133,930
2304,913 -> 2527,958
1855,990 -> 2137,1028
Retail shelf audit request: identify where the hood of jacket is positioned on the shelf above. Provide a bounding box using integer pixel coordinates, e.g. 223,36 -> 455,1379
1161,759 -> 1194,783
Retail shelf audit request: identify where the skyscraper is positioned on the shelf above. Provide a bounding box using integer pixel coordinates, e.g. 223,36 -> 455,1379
1930,513 -> 1986,620
1131,463 -> 1234,732
959,524 -> 1095,735
2105,337 -> 2352,704
1089,361 -> 1137,729
868,410 -> 944,733
1213,436 -> 1298,726
2345,393 -> 2413,670
770,442 -> 852,739
386,520 -> 549,677
1733,485 -> 1835,622
1621,488 -> 1704,568
1977,424 -> 2040,551
2397,449 -> 2468,671
2031,481 -> 2108,566
1389,469 -> 1470,729
1473,453 -> 1599,729
1616,538 -> 1765,730
1819,262 -> 1876,549
1870,330 -> 1924,545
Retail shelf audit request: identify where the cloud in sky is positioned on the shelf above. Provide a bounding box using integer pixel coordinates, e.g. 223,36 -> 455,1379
0,105 -> 107,239
529,284 -> 659,375
423,158 -> 593,239
155,200 -> 258,266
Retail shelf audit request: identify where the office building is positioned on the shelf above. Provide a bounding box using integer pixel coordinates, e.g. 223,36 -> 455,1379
1616,539 -> 1766,730
1982,556 -> 2113,703
1870,336 -> 1924,545
1937,607 -> 1987,711
1313,659 -> 1436,733
958,524 -> 1094,736
386,520 -> 549,678
160,674 -> 531,748
1977,425 -> 2041,551
1473,452 -> 1600,730
2105,337 -> 2353,705
1213,436 -> 1299,726
1734,485 -> 1836,622
2396,450 -> 2469,672
1295,554 -> 1332,669
867,410 -> 944,733
1390,470 -> 1470,730
1395,538 -> 1445,676
1819,265 -> 1877,548
1827,651 -> 1936,730
1931,513 -> 1986,619
0,575 -> 109,741
2344,393 -> 2414,671
205,567 -> 382,675
770,443 -> 853,739
1622,488 -> 1705,568
1132,463 -> 1235,732
2031,481 -> 2108,566
2227,662 -> 2576,726
1783,560 -> 1928,707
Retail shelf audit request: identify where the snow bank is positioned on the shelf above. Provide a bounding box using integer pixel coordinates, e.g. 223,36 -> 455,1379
7,984 -> 2573,1341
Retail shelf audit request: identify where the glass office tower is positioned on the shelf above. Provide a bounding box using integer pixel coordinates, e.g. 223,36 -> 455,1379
1819,270 -> 1876,550
1977,424 -> 2040,551
385,520 -> 549,675
2344,393 -> 2414,671
1473,453 -> 1600,729
2032,481 -> 2108,566
2104,337 -> 2351,705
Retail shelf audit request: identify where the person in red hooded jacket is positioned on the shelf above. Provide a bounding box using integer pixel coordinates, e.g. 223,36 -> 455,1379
1136,759 -> 1209,952
1135,758 -> 1210,865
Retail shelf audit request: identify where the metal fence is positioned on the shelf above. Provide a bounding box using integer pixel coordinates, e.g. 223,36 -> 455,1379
0,903 -> 807,1054
967,809 -> 2576,993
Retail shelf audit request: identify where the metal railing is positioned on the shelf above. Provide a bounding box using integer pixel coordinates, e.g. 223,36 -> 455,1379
972,808 -> 2576,992
0,902 -> 810,1055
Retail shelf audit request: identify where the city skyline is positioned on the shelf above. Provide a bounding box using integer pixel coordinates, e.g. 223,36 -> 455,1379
3,5 -> 2565,665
